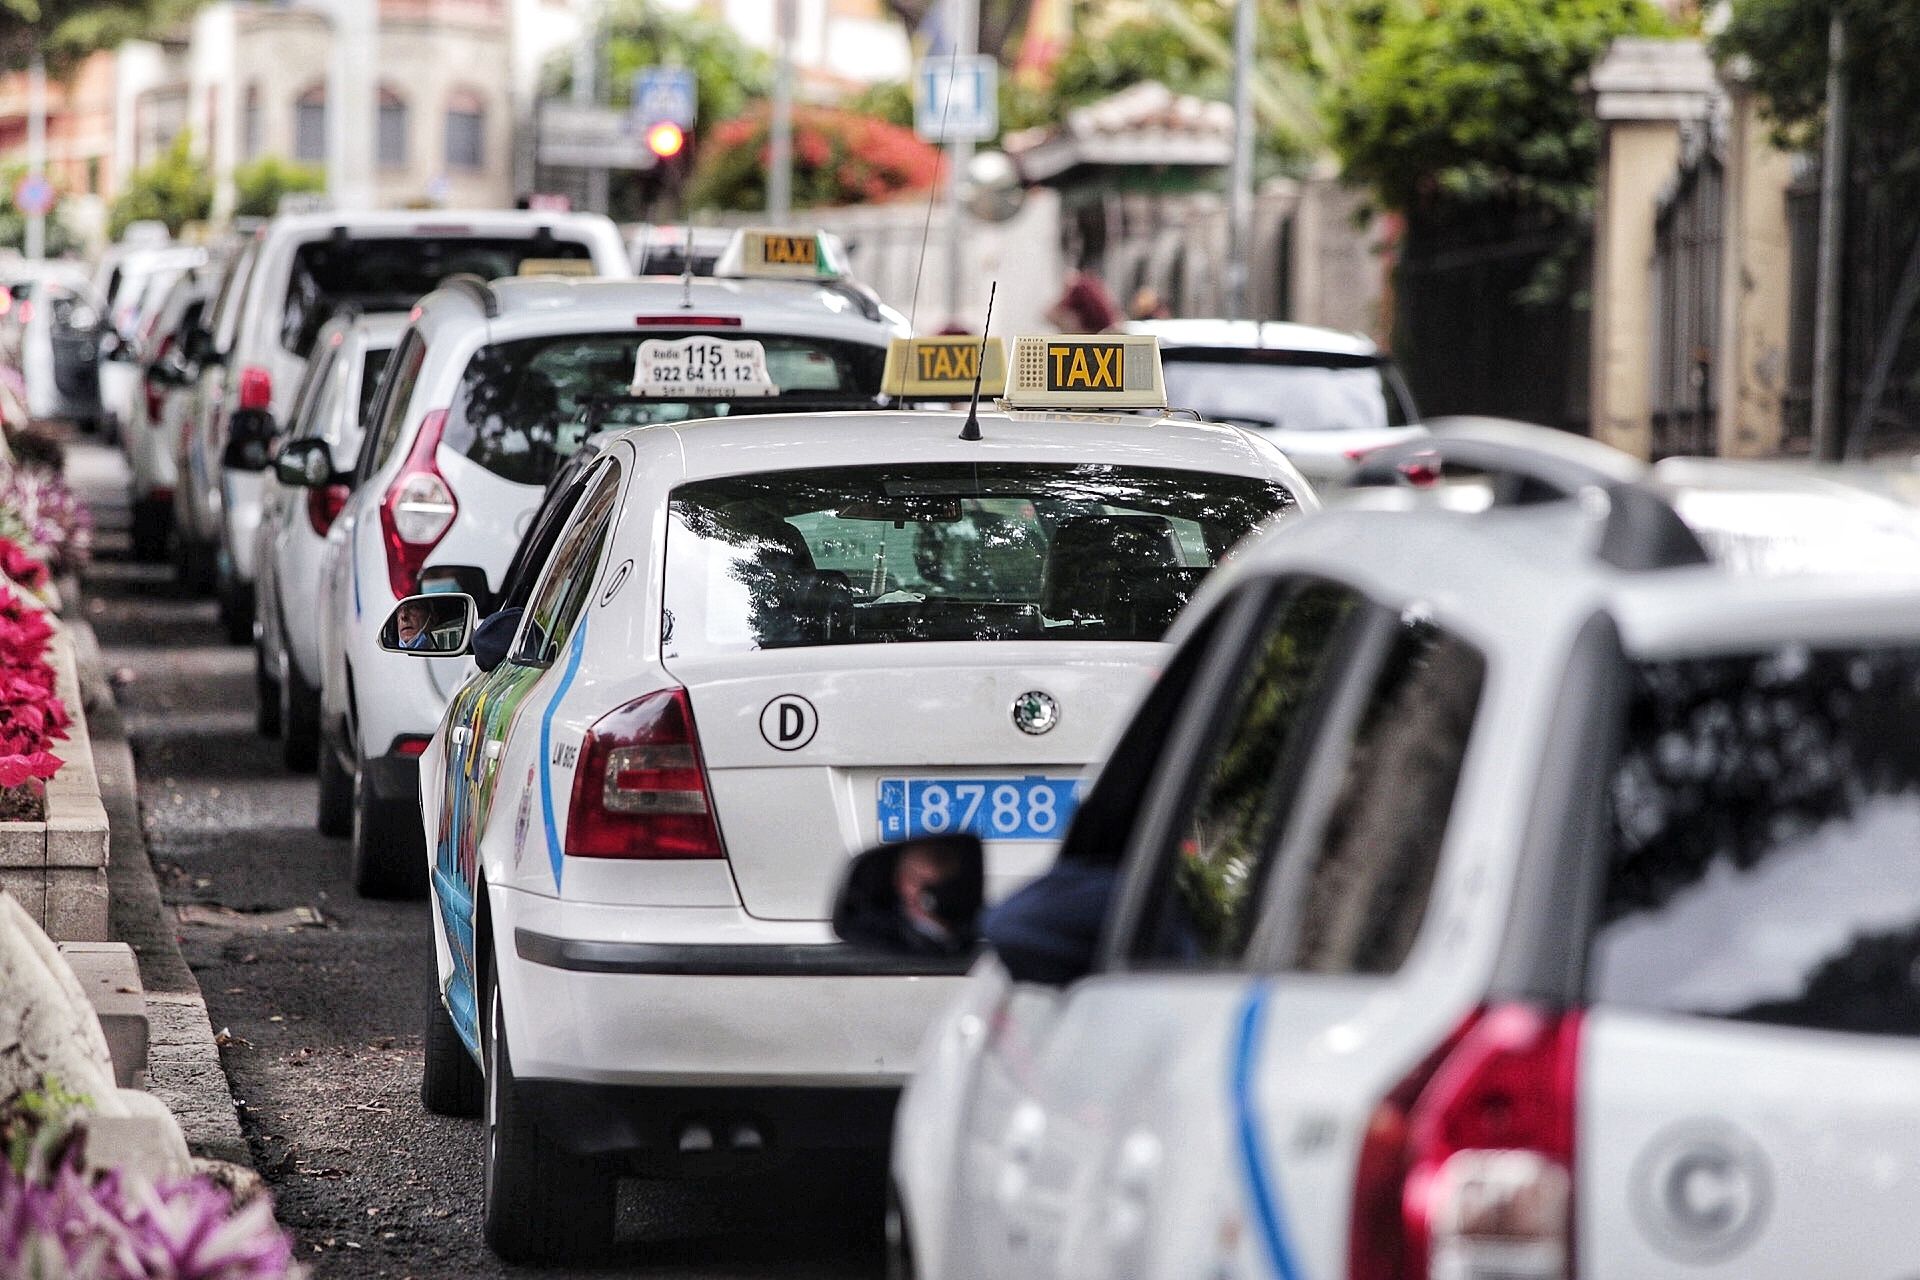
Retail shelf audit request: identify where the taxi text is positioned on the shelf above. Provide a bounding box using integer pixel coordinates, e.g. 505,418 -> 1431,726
1047,342 -> 1125,392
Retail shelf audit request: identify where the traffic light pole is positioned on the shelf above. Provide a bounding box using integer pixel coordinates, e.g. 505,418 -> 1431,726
768,0 -> 795,220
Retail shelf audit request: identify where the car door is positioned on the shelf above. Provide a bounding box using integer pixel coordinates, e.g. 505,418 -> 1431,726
941,578 -> 1367,1280
433,460 -> 623,1043
261,345 -> 339,644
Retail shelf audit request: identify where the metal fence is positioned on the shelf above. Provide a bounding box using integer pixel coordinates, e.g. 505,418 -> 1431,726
1648,139 -> 1723,459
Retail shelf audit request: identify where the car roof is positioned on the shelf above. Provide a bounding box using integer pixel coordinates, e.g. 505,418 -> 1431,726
257,209 -> 618,241
314,309 -> 411,351
1127,318 -> 1381,359
411,276 -> 906,346
1223,456 -> 1920,665
607,409 -> 1314,491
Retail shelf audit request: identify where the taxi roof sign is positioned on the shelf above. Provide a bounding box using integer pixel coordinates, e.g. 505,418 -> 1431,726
882,336 -> 1007,398
715,228 -> 846,281
516,257 -> 598,277
1002,334 -> 1166,410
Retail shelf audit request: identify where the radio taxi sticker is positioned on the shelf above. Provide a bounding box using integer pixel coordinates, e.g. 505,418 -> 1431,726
634,336 -> 778,397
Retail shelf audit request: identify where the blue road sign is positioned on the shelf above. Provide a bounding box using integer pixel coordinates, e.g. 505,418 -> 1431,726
13,175 -> 53,217
914,55 -> 998,143
633,67 -> 698,129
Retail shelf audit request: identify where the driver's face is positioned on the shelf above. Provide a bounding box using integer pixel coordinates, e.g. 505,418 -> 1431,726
397,604 -> 430,642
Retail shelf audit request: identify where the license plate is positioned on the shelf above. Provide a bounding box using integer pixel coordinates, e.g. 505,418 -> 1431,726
877,776 -> 1079,842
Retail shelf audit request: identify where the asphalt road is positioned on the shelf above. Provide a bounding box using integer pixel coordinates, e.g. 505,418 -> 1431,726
79,442 -> 884,1280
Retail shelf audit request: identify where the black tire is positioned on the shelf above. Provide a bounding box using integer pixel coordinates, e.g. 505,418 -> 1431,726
253,642 -> 281,739
129,498 -> 170,563
482,967 -> 615,1264
279,657 -> 321,773
422,982 -> 483,1118
316,736 -> 353,838
218,576 -> 253,646
350,763 -> 427,899
175,538 -> 216,595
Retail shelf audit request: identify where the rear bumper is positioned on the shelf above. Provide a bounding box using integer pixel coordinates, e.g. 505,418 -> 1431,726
360,749 -> 421,808
494,888 -> 968,1090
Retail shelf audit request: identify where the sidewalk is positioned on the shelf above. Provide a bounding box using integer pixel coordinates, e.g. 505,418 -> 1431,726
66,439 -> 249,1166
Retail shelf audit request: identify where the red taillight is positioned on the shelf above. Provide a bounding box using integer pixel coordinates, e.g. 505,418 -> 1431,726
144,335 -> 175,423
307,481 -> 350,537
238,364 -> 272,411
377,408 -> 457,598
566,688 -> 724,860
390,735 -> 432,758
1349,1004 -> 1581,1280
634,315 -> 741,327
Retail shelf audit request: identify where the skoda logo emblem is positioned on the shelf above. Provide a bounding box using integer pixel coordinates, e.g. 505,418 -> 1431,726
1012,690 -> 1059,736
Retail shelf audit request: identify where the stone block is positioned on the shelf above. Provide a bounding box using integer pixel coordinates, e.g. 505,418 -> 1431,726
45,812 -> 109,868
43,866 -> 109,942
0,821 -> 45,867
57,942 -> 148,1090
0,869 -> 45,925
80,1094 -> 191,1182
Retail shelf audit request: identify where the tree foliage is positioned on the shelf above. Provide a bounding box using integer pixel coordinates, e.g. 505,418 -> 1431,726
685,106 -> 941,211
1329,0 -> 1669,224
1716,0 -> 1920,172
0,0 -> 188,73
108,133 -> 211,240
549,0 -> 772,128
231,155 -> 325,220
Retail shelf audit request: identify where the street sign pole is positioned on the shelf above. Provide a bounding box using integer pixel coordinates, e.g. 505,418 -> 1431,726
25,53 -> 45,261
574,0 -> 608,213
1225,0 -> 1255,319
945,0 -> 979,329
769,0 -> 795,220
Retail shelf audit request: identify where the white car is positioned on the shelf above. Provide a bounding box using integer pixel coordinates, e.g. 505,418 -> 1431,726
253,311 -> 408,766
849,420 -> 1920,1280
123,265 -> 221,560
188,209 -> 631,644
1130,318 -> 1423,482
1,262 -> 105,429
296,231 -> 906,899
95,245 -> 206,437
384,333 -> 1314,1264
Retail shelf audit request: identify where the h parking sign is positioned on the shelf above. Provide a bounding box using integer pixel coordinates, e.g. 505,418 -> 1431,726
914,55 -> 998,143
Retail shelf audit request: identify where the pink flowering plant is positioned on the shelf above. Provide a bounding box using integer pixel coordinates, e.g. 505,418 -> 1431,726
0,583 -> 67,812
0,461 -> 91,576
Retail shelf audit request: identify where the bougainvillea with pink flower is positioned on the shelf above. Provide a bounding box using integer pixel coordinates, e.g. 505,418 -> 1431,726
0,1160 -> 303,1279
686,105 -> 942,212
0,461 -> 92,576
0,584 -> 66,809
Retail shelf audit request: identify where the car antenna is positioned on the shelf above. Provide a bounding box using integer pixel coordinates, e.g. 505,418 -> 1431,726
680,223 -> 695,310
959,281 -> 997,442
906,57 -> 960,337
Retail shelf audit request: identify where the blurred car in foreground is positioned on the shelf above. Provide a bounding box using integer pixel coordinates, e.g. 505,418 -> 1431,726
842,421 -> 1920,1280
1130,318 -> 1422,482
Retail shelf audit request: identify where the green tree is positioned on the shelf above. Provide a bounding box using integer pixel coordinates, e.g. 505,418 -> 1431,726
231,155 -> 326,219
549,0 -> 772,128
0,0 -> 191,72
1330,0 -> 1669,224
108,133 -> 211,239
1716,0 -> 1920,172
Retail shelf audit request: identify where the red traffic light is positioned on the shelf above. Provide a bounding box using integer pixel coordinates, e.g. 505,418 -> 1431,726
646,122 -> 686,159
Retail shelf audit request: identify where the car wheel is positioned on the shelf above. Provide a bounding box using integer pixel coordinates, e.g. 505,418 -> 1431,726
350,764 -> 427,899
316,736 -> 353,838
253,641 -> 281,739
175,538 -> 216,595
218,576 -> 253,647
280,658 -> 321,773
481,965 -> 615,1264
421,981 -> 483,1118
128,498 -> 170,563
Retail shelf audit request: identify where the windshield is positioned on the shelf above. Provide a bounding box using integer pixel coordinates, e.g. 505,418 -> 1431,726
1161,352 -> 1414,433
278,236 -> 594,357
442,331 -> 886,487
662,462 -> 1296,655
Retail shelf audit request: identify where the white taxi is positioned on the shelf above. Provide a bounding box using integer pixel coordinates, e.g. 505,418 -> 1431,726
383,335 -> 1314,1263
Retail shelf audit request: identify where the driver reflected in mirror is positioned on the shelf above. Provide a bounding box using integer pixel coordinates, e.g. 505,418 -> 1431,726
379,593 -> 474,654
396,600 -> 434,650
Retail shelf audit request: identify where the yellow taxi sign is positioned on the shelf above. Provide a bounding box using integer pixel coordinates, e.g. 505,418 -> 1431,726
882,336 -> 1008,398
716,228 -> 844,281
516,258 -> 597,278
1003,334 -> 1165,410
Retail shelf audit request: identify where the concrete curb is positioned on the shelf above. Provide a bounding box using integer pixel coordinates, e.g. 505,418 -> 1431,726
68,613 -> 251,1167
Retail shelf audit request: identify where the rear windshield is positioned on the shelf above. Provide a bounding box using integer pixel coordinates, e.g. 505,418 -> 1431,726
278,236 -> 593,357
357,347 -> 393,429
442,331 -> 886,488
1161,352 -> 1414,433
662,462 -> 1295,656
1591,646 -> 1920,1036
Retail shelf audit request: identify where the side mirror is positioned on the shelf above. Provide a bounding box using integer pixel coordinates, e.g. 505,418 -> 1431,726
222,408 -> 276,471
831,834 -> 984,958
273,437 -> 336,488
417,563 -> 494,615
380,593 -> 476,656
